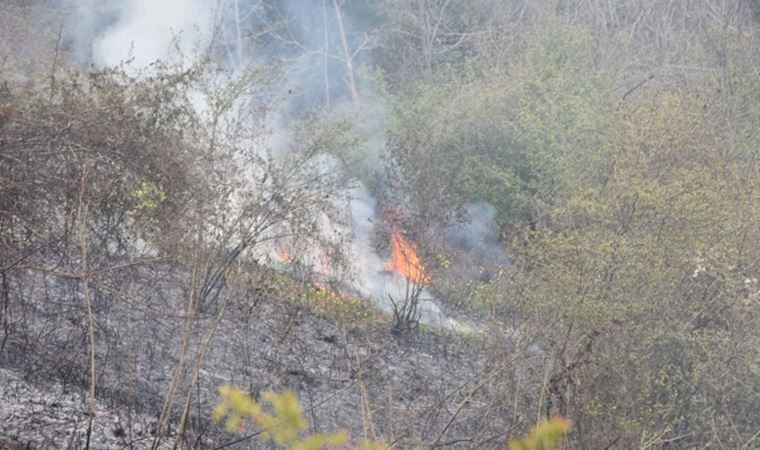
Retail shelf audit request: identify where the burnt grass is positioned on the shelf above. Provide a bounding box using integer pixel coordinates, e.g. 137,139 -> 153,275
0,261 -> 528,449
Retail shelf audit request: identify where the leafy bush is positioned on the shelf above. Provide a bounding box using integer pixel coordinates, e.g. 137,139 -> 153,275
214,386 -> 387,450
509,417 -> 571,450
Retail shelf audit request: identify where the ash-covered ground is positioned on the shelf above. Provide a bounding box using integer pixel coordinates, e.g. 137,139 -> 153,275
0,263 -> 529,449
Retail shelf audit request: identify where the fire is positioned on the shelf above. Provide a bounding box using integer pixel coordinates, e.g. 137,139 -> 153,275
386,227 -> 430,285
313,281 -> 339,298
277,242 -> 340,296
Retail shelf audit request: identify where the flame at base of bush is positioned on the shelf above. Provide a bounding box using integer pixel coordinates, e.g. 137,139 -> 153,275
386,227 -> 430,285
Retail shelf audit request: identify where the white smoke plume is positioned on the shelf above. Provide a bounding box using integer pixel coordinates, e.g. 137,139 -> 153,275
60,0 -> 213,67
449,202 -> 509,269
58,0 -> 482,331
93,0 -> 213,67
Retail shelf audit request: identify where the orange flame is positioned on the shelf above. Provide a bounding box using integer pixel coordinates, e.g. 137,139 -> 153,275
386,228 -> 430,285
313,281 -> 339,298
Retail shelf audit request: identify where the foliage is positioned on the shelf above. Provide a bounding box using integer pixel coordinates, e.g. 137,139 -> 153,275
508,417 -> 571,450
297,284 -> 384,328
381,5 -> 760,445
389,24 -> 609,230
214,386 -> 386,450
488,84 -> 760,447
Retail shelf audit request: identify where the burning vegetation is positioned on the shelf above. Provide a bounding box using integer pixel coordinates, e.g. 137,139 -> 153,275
5,0 -> 760,449
386,226 -> 430,286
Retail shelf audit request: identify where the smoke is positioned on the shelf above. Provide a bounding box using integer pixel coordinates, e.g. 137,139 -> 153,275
59,0 -> 212,67
448,202 -> 509,269
92,0 -> 213,67
349,186 -> 465,331
58,0 -> 476,331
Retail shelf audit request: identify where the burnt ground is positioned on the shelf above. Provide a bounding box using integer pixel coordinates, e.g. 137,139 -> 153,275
0,263 -> 533,449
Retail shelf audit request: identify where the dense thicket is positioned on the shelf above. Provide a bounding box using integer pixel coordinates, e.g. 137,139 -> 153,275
377,1 -> 760,447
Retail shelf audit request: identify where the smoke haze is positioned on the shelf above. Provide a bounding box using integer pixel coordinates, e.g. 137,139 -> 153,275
56,0 -> 501,331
